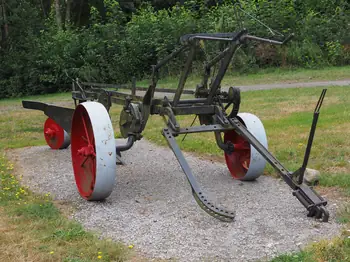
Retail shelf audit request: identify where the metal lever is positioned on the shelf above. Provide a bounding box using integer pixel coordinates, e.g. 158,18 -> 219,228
297,89 -> 327,184
242,33 -> 294,45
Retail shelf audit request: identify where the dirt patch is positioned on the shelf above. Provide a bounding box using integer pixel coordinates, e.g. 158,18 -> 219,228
0,209 -> 44,262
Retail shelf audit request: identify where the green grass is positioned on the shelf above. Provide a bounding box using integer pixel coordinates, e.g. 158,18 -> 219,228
320,173 -> 350,195
137,65 -> 350,89
270,233 -> 350,262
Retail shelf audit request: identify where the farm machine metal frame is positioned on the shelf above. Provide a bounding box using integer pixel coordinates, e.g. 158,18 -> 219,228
22,29 -> 330,222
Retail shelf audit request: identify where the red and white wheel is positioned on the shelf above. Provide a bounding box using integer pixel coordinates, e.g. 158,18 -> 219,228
224,113 -> 268,181
44,118 -> 70,149
71,102 -> 116,201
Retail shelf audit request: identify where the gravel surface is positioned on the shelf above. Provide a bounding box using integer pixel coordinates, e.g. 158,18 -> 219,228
233,79 -> 350,91
125,79 -> 350,99
9,140 -> 342,262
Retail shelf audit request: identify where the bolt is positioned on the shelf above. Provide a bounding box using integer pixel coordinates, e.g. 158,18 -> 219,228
44,128 -> 56,138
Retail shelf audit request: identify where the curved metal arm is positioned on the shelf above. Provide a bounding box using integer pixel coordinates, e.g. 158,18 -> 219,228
116,135 -> 135,152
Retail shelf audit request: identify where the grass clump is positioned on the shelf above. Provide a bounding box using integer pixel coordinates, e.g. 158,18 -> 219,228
271,234 -> 350,262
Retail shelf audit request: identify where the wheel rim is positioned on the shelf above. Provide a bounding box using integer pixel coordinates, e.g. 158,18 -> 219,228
224,113 -> 268,181
71,102 -> 116,200
44,118 -> 69,149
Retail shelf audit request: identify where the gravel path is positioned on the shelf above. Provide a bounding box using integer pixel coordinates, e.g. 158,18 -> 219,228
9,139 -> 342,262
233,79 -> 350,91
127,79 -> 350,98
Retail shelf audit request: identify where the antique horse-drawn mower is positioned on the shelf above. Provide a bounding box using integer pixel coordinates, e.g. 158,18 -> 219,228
22,29 -> 330,222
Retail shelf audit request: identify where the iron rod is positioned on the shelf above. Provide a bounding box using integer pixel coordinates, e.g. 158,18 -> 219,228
154,45 -> 189,71
298,89 -> 327,184
206,44 -> 240,104
173,46 -> 196,106
242,35 -> 284,45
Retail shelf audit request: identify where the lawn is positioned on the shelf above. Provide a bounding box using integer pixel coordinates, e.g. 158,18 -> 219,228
136,65 -> 350,89
0,82 -> 349,261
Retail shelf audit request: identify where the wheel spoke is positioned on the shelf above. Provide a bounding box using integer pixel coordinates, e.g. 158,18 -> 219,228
81,155 -> 93,167
81,135 -> 88,144
233,142 -> 250,150
226,152 -> 247,178
81,114 -> 92,145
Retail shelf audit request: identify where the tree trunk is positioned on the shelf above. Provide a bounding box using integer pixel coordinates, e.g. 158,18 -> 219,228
1,0 -> 8,49
40,0 -> 47,17
77,0 -> 84,26
55,0 -> 63,30
65,0 -> 71,24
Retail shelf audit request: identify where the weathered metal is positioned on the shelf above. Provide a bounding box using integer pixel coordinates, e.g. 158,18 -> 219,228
22,29 -> 330,223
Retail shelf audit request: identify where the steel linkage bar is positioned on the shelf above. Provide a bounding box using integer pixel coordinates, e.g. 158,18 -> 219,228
173,46 -> 196,106
206,44 -> 241,104
242,34 -> 294,45
175,124 -> 234,134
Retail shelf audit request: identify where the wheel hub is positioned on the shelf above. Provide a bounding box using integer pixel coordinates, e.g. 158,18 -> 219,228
44,128 -> 56,138
77,144 -> 96,157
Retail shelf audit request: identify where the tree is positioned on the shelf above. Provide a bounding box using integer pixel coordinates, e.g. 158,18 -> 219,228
55,0 -> 63,29
0,0 -> 9,49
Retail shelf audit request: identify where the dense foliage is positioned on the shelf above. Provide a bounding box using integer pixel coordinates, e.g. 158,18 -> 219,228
0,0 -> 349,98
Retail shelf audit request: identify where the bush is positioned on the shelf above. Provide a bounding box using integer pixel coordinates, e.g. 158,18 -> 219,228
0,0 -> 349,98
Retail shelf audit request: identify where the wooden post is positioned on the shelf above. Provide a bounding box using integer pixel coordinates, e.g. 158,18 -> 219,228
131,76 -> 136,96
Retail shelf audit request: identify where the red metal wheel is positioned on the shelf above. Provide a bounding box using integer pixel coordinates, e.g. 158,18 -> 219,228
71,102 -> 116,201
44,118 -> 70,149
224,129 -> 251,179
224,113 -> 268,181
